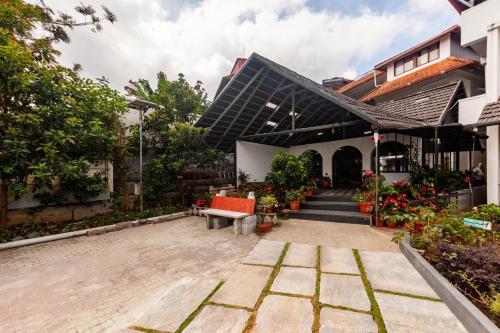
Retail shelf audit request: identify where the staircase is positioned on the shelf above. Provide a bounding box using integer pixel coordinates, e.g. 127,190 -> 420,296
289,194 -> 372,225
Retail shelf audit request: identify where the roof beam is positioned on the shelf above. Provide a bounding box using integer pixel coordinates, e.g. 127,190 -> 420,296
216,68 -> 270,148
238,120 -> 366,140
239,77 -> 288,137
209,66 -> 265,130
251,86 -> 297,136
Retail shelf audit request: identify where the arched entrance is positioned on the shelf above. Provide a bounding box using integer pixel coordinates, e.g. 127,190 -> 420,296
332,146 -> 362,187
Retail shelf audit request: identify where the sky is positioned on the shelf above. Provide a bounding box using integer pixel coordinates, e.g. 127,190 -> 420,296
46,0 -> 459,100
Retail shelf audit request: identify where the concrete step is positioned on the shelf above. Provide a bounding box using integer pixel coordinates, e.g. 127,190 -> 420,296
302,201 -> 358,212
307,195 -> 353,202
289,209 -> 371,225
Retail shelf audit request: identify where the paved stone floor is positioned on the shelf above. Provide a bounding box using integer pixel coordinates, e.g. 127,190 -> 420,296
0,217 -> 465,332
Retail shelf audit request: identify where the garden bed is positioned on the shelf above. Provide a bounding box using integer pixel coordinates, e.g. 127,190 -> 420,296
0,205 -> 186,244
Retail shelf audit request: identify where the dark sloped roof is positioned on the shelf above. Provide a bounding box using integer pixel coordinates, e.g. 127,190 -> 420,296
478,100 -> 500,125
376,82 -> 463,126
197,53 -> 463,151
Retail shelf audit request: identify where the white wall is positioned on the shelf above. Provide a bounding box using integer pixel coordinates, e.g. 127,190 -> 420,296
289,133 -> 420,184
461,0 -> 500,48
236,141 -> 288,183
459,94 -> 486,125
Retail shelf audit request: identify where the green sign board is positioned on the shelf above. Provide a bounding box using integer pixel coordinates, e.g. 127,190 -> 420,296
463,218 -> 492,230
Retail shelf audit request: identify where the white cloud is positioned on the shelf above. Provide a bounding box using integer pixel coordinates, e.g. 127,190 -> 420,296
46,0 -> 458,99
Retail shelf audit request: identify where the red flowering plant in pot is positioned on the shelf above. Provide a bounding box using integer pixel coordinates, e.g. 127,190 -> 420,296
352,170 -> 379,214
286,190 -> 301,211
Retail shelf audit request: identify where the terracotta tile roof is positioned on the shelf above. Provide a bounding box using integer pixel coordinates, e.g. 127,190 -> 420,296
360,57 -> 479,102
336,70 -> 384,94
478,99 -> 500,125
377,82 -> 462,126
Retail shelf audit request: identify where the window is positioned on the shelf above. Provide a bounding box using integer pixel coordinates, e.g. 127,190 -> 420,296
429,43 -> 439,61
395,60 -> 404,76
417,49 -> 428,66
371,141 -> 409,173
403,58 -> 415,72
393,42 -> 440,77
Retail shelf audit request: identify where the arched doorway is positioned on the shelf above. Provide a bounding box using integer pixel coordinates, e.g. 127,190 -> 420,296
332,146 -> 362,187
303,150 -> 323,182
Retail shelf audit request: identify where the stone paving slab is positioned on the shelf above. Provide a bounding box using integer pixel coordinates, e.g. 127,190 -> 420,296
320,274 -> 371,311
283,243 -> 317,268
375,292 -> 467,333
271,266 -> 316,296
211,264 -> 273,309
321,247 -> 359,274
131,277 -> 219,332
242,239 -> 285,266
319,308 -> 377,333
252,295 -> 313,333
183,305 -> 249,333
360,251 -> 439,298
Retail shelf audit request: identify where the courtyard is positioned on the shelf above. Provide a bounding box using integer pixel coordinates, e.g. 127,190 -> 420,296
0,216 -> 467,332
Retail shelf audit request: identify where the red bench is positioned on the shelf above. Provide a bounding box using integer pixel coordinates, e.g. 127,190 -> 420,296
204,196 -> 256,235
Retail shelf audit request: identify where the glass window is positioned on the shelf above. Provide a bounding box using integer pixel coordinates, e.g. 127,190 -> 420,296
403,57 -> 415,72
371,141 -> 410,172
395,60 -> 404,76
417,49 -> 428,66
429,43 -> 439,61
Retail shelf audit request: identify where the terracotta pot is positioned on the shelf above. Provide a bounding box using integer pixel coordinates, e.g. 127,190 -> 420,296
289,200 -> 300,211
257,222 -> 272,233
322,179 -> 331,189
386,220 -> 397,228
375,216 -> 384,227
306,190 -> 314,197
359,203 -> 374,214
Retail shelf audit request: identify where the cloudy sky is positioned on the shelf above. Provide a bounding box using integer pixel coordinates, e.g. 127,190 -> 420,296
46,0 -> 459,100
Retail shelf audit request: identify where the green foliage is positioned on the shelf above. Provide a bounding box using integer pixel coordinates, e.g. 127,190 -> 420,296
490,293 -> 500,316
0,0 -> 125,227
285,190 -> 299,202
237,169 -> 251,184
126,72 -> 208,124
265,152 -> 312,202
256,194 -> 278,212
463,204 -> 500,224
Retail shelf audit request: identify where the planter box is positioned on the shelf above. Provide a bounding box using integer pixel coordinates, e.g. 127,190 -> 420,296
399,239 -> 498,333
449,185 -> 487,211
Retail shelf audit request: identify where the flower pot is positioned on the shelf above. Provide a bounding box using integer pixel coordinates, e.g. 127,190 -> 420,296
289,200 -> 300,211
386,220 -> 397,228
257,222 -> 272,233
358,203 -> 374,214
195,199 -> 206,207
322,179 -> 331,189
306,190 -> 314,197
375,216 -> 384,227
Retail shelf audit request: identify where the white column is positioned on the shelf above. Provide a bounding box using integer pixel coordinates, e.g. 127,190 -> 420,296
486,23 -> 500,204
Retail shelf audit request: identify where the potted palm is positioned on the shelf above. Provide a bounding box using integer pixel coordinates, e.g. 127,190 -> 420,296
286,190 -> 300,211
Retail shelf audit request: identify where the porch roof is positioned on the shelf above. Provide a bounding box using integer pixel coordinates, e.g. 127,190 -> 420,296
196,53 -> 469,152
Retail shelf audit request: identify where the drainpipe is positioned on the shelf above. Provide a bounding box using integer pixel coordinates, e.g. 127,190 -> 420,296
434,127 -> 439,191
373,130 -> 379,228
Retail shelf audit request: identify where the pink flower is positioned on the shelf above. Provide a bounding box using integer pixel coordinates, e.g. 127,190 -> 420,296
366,170 -> 374,176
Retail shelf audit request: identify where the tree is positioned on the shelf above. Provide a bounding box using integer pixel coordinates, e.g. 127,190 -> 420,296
126,72 -> 209,124
126,73 -> 223,204
0,0 -> 123,228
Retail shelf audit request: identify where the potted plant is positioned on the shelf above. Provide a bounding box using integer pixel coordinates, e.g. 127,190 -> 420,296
298,187 -> 307,203
286,190 -> 301,211
322,174 -> 331,189
381,212 -> 401,228
256,194 -> 278,213
305,182 -> 315,197
195,194 -> 207,207
256,220 -> 273,232
352,190 -> 374,214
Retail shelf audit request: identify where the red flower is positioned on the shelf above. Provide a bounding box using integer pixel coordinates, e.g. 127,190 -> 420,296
464,177 -> 470,183
366,170 -> 374,176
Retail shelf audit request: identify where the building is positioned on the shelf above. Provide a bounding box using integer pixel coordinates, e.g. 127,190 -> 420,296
448,0 -> 500,204
196,9 -> 500,210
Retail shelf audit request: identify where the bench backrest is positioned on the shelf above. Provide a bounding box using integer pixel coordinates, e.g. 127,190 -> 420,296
211,196 -> 255,214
